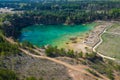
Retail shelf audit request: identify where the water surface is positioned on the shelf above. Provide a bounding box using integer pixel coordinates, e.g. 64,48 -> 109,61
19,23 -> 96,48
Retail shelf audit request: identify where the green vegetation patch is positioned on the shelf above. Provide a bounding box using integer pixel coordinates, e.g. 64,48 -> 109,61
0,36 -> 20,56
86,69 -> 99,77
97,22 -> 120,59
0,68 -> 18,80
45,46 -> 75,58
96,33 -> 120,59
25,77 -> 43,80
106,22 -> 120,32
45,45 -> 97,59
87,57 -> 120,80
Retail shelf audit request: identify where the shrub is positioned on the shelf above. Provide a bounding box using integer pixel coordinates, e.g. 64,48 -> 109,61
0,68 -> 18,80
45,46 -> 75,58
0,36 -> 20,56
86,69 -> 99,77
22,41 -> 34,48
26,77 -> 37,80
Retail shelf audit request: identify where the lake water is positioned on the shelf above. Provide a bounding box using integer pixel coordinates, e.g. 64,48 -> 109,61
19,23 -> 96,48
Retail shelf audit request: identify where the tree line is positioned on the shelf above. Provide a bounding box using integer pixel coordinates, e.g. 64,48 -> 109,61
0,1 -> 119,38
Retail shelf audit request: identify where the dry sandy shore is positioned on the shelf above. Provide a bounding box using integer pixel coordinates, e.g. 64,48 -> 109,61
66,21 -> 112,53
84,21 -> 112,47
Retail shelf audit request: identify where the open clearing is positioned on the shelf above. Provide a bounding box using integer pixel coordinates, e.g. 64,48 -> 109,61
96,22 -> 120,59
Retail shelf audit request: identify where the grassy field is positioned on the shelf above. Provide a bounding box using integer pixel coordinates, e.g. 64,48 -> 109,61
96,22 -> 120,59
106,22 -> 120,32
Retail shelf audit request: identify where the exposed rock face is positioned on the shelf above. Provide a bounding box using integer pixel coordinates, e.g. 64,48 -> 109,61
0,53 -> 72,80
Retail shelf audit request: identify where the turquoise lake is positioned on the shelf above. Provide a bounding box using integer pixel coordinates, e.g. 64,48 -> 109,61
19,23 -> 96,48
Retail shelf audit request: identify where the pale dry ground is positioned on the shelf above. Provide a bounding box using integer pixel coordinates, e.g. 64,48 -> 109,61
68,65 -> 110,80
66,37 -> 91,53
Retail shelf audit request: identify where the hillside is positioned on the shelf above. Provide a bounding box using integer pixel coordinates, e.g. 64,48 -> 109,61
0,34 -> 119,80
0,1 -> 120,80
0,53 -> 72,80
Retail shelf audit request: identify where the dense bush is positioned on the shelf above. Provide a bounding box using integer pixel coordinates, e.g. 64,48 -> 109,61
86,69 -> 99,77
0,35 -> 20,56
85,52 -> 97,59
45,45 -> 97,59
26,77 -> 43,80
22,41 -> 34,48
26,77 -> 37,80
45,46 -> 75,58
0,68 -> 18,80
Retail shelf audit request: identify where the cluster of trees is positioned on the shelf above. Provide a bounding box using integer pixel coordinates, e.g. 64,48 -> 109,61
0,68 -> 18,80
45,45 -> 97,59
0,68 -> 44,80
45,46 -> 75,58
0,1 -> 119,38
0,35 -> 20,56
0,1 -> 120,10
1,8 -> 120,38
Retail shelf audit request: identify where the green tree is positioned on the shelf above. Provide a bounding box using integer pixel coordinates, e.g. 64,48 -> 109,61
0,69 -> 18,80
26,77 -> 37,80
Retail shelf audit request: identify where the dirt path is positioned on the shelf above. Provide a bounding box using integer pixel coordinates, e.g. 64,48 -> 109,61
32,48 -> 45,56
3,32 -> 109,80
5,37 -> 17,44
92,23 -> 116,61
19,48 -> 109,80
19,48 -> 87,72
